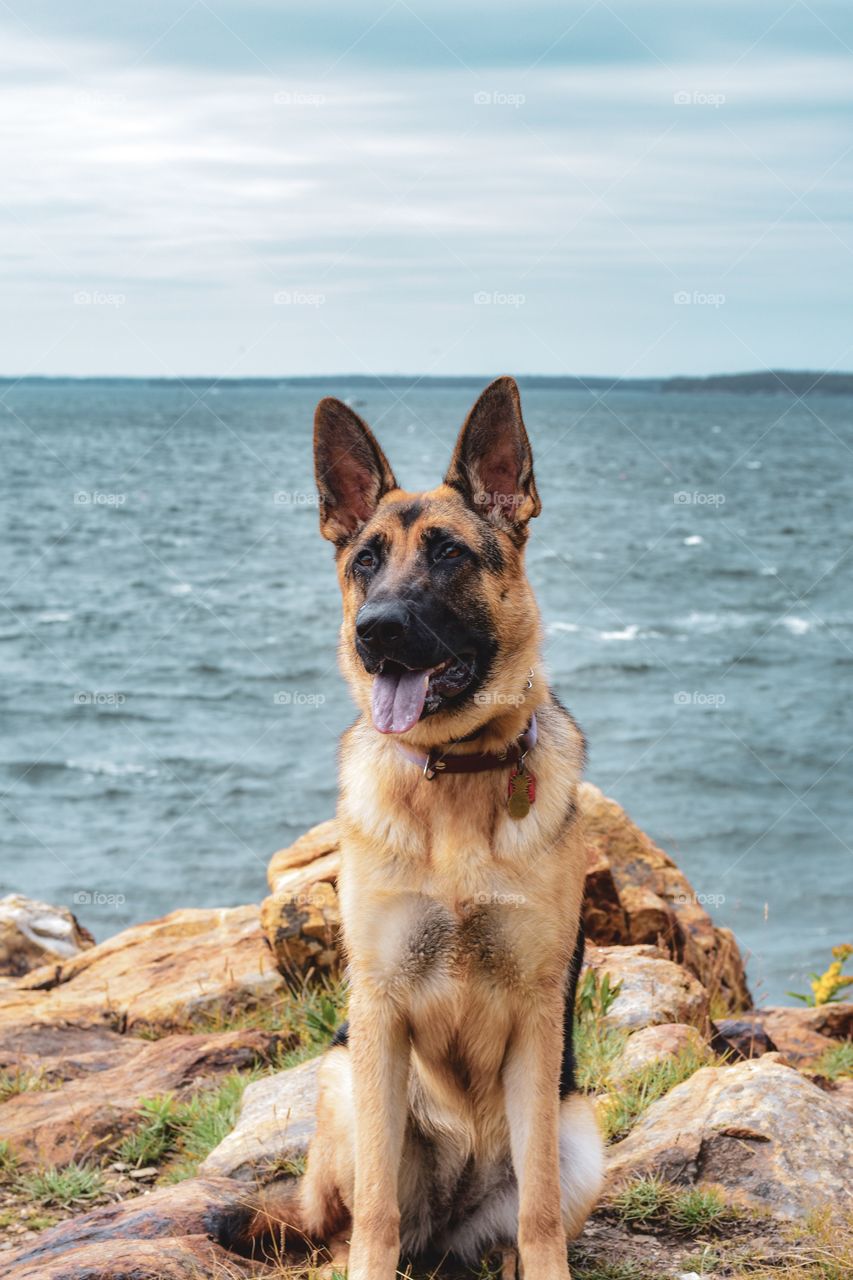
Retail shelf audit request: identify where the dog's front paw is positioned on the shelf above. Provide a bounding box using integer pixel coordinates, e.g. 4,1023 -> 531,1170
346,1232 -> 399,1280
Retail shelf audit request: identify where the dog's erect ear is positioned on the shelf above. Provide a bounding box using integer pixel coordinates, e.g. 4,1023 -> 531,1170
314,399 -> 397,544
444,376 -> 541,531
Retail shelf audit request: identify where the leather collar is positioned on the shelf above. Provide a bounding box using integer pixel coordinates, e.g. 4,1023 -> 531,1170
396,713 -> 538,781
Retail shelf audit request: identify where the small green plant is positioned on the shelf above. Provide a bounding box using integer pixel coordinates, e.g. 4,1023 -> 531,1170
814,1039 -> 853,1080
576,968 -> 622,1020
115,1094 -> 179,1167
611,1174 -> 673,1225
0,1139 -> 19,1182
120,1070 -> 260,1183
669,1186 -> 736,1234
600,1042 -> 715,1142
573,1264 -> 652,1280
19,1161 -> 106,1209
0,1067 -> 51,1102
680,1246 -> 721,1275
788,943 -> 853,1007
610,1177 -> 739,1237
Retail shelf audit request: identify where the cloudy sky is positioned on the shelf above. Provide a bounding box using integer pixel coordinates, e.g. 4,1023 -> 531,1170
2,0 -> 851,377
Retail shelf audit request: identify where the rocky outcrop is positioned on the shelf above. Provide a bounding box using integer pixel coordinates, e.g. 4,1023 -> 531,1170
585,944 -> 709,1033
0,789 -> 848,1277
261,786 -> 752,1010
606,1053 -> 853,1218
0,1177 -> 262,1279
0,905 -> 285,1036
1,1029 -> 286,1168
0,895 -> 93,978
200,1057 -> 321,1181
609,1023 -> 707,1085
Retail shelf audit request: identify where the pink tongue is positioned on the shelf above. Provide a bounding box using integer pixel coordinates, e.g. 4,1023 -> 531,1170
371,668 -> 430,734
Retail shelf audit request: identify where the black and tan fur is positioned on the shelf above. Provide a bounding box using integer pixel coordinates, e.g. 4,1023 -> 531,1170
249,378 -> 603,1278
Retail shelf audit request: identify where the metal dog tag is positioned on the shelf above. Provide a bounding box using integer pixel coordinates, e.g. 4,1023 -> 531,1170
507,766 -> 535,819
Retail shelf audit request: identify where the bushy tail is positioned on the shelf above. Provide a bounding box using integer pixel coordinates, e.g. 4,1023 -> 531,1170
215,1179 -> 311,1262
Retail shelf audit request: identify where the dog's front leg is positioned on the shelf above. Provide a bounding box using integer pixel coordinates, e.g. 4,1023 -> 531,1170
504,996 -> 572,1280
346,989 -> 410,1280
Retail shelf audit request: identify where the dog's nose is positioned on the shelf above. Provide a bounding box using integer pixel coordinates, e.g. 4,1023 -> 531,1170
356,601 -> 409,650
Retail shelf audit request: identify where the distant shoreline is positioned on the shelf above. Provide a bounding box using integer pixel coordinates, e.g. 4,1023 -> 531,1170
1,371 -> 851,395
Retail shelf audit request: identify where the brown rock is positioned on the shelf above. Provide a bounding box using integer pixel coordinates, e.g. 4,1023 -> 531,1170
260,881 -> 341,981
711,1017 -> 777,1060
716,1003 -> 853,1066
0,1025 -> 141,1081
584,944 -> 709,1033
0,905 -> 285,1036
0,895 -> 93,978
0,1176 -> 263,1279
606,1053 -> 853,1218
267,819 -> 340,892
582,843 -> 628,944
610,1022 -> 707,1084
1,1029 -> 282,1168
201,1056 -> 321,1181
577,783 -> 751,1010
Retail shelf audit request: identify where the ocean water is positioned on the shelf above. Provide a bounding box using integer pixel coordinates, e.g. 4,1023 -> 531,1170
1,380 -> 851,1005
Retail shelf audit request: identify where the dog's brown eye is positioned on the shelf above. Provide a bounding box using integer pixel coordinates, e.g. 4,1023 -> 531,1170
355,549 -> 377,570
441,544 -> 462,559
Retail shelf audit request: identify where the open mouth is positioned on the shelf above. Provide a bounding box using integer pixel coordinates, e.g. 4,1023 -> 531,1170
371,654 -> 475,734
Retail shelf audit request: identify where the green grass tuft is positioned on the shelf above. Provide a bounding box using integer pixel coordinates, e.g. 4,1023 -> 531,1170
814,1039 -> 853,1081
0,1067 -> 52,1102
18,1161 -> 106,1209
115,1094 -> 180,1167
600,1043 -> 715,1142
610,1176 -> 740,1237
0,1139 -> 19,1182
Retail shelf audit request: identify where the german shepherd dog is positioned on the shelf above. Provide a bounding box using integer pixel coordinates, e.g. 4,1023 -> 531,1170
251,378 -> 603,1278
